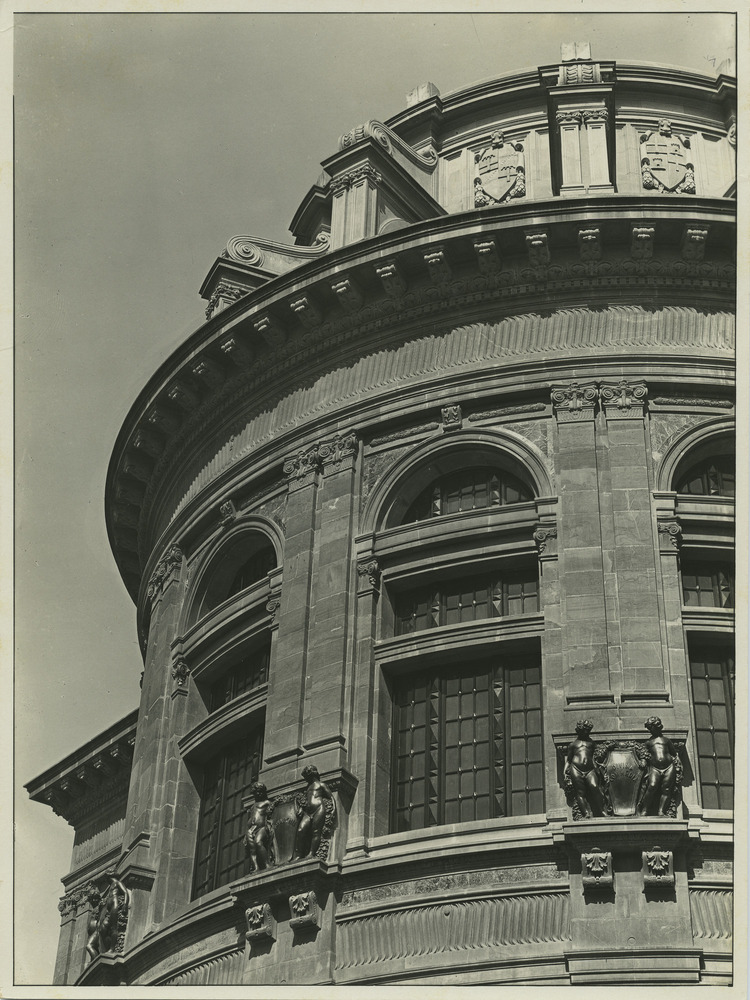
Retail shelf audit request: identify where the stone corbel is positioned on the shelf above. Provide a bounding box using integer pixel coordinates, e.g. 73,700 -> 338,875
681,225 -> 709,263
218,499 -> 237,527
253,313 -> 286,349
146,545 -> 183,606
551,383 -> 597,423
473,238 -> 502,276
356,558 -> 381,594
330,275 -> 365,314
423,246 -> 452,284
657,520 -> 682,553
533,525 -> 558,559
374,259 -> 408,298
245,903 -> 276,942
642,846 -> 674,889
581,847 -> 613,893
289,890 -> 320,930
288,294 -> 323,331
191,357 -> 224,391
577,227 -> 601,263
525,231 -> 550,273
171,657 -> 190,697
630,225 -> 655,262
599,379 -> 648,419
219,335 -> 254,370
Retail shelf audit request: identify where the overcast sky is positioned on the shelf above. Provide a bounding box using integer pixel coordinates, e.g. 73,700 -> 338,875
12,6 -> 737,986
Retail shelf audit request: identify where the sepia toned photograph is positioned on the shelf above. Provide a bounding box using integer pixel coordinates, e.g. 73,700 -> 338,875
12,5 -> 741,992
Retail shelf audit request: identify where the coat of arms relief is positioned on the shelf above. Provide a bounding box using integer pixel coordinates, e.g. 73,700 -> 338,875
474,131 -> 526,206
640,119 -> 695,194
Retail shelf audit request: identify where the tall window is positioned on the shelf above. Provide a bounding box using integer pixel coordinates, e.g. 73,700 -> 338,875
191,532 -> 277,624
405,466 -> 533,523
689,646 -> 734,810
193,730 -> 263,897
394,567 -> 538,635
209,643 -> 270,712
392,655 -> 543,832
681,559 -> 734,608
676,455 -> 734,497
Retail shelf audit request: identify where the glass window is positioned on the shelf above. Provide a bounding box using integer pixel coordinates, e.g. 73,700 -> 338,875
676,454 -> 734,497
192,730 -> 263,898
689,646 -> 734,810
209,644 -> 270,712
405,467 -> 533,523
681,560 -> 734,608
392,655 -> 543,832
394,567 -> 539,635
191,533 -> 277,624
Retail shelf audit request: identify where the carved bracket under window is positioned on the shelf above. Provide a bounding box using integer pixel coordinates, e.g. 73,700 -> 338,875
533,525 -> 558,558
642,846 -> 674,888
582,847 -> 613,893
357,558 -> 381,593
289,890 -> 320,930
245,903 -> 276,942
657,520 -> 682,552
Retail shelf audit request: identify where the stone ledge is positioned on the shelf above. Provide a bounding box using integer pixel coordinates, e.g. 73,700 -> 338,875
564,947 -> 702,984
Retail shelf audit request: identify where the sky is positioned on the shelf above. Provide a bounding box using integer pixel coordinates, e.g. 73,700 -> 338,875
10,5 -> 738,988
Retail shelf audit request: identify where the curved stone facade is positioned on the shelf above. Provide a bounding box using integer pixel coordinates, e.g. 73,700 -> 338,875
28,47 -> 735,986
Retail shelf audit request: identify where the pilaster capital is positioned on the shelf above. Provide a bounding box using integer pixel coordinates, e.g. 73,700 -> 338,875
551,382 -> 597,422
657,520 -> 682,552
319,431 -> 358,473
283,445 -> 321,491
533,524 -> 558,558
555,109 -> 583,127
356,558 -> 381,593
146,545 -> 183,605
600,379 -> 648,418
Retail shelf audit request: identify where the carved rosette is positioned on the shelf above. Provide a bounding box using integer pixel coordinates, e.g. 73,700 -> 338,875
283,446 -> 321,491
289,890 -> 320,930
357,558 -> 381,592
581,848 -> 613,892
658,520 -> 682,552
600,380 -> 648,418
551,383 -> 598,423
318,432 -> 358,473
245,903 -> 276,942
441,404 -> 462,431
642,847 -> 675,888
146,545 -> 183,604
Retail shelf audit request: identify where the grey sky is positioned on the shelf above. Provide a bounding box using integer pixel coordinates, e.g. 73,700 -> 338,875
13,9 -> 736,985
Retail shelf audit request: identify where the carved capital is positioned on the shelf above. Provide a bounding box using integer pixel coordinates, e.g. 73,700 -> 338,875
374,260 -> 408,298
283,446 -> 321,490
658,520 -> 682,551
643,847 -> 674,888
205,280 -> 245,320
681,225 -> 709,263
582,848 -> 613,892
423,247 -> 452,284
318,432 -> 358,472
441,404 -> 462,431
245,903 -> 276,942
330,276 -> 364,314
582,108 -> 609,126
630,225 -> 655,261
555,109 -> 582,127
473,238 -> 502,276
266,594 -> 281,625
289,890 -> 320,929
357,559 -> 381,591
577,227 -> 601,263
146,545 -> 183,603
533,525 -> 558,556
600,379 -> 648,417
551,382 -> 597,422
330,164 -> 382,194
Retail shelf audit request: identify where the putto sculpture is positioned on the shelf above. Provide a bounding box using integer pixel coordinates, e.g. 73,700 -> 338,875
294,764 -> 337,861
85,875 -> 130,963
565,717 -> 683,820
564,720 -> 605,819
245,782 -> 275,872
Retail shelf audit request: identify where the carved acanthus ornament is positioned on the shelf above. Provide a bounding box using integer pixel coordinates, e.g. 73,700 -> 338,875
245,903 -> 276,941
319,432 -> 358,472
218,499 -> 237,526
555,110 -> 582,127
581,848 -> 613,892
205,281 -> 246,320
582,108 -> 609,125
146,545 -> 183,603
643,847 -> 675,888
329,164 -> 383,194
357,559 -> 381,590
283,446 -> 321,490
171,658 -> 190,687
600,379 -> 648,417
658,521 -> 682,551
289,890 -> 320,929
551,383 -> 597,422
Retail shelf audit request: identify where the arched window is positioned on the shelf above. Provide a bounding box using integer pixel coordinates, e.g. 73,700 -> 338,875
190,532 -> 277,624
676,454 -> 734,497
404,466 -> 533,523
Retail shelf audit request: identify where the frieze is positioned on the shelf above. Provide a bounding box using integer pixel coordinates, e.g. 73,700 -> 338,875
650,396 -> 733,408
468,402 -> 546,421
369,422 -> 439,446
339,864 -> 566,908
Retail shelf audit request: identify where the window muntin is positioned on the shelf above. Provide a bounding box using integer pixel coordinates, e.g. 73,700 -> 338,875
192,730 -> 263,898
209,644 -> 270,712
227,546 -> 277,601
405,467 -> 533,523
676,455 -> 734,497
392,655 -> 543,833
681,560 -> 734,608
394,568 -> 539,635
689,646 -> 734,810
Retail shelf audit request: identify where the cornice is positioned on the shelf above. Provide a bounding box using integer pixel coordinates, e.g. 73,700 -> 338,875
107,196 -> 735,604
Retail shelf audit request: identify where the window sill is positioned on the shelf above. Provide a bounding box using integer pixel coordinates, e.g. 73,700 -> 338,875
178,685 -> 267,762
376,613 -> 544,665
681,607 -> 734,632
174,580 -> 274,670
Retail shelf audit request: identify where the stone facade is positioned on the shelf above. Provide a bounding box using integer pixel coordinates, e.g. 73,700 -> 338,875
27,46 -> 735,986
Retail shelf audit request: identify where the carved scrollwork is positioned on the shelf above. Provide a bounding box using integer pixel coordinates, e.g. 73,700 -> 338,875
283,446 -> 321,489
289,890 -> 320,929
245,903 -> 276,941
441,404 -> 462,430
224,230 -> 330,266
599,379 -> 648,414
533,526 -> 557,555
318,432 -> 358,471
146,545 -> 183,603
643,847 -> 675,888
551,382 -> 597,421
357,559 -> 381,590
658,521 -> 682,550
338,119 -> 438,168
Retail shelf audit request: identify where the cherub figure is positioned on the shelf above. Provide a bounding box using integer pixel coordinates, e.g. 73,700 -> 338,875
565,720 -> 604,818
245,781 -> 275,871
294,765 -> 336,860
638,717 -> 680,817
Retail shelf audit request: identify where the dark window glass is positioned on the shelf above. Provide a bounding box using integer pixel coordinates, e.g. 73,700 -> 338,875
395,568 -> 539,635
227,544 -> 276,599
192,730 -> 263,898
681,561 -> 734,608
392,655 -> 543,833
209,644 -> 270,712
405,467 -> 533,523
676,455 -> 734,497
689,647 -> 734,810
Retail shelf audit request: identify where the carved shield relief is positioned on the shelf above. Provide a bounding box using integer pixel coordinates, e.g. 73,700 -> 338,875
474,134 -> 525,205
270,794 -> 300,864
594,741 -> 648,817
640,123 -> 693,193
